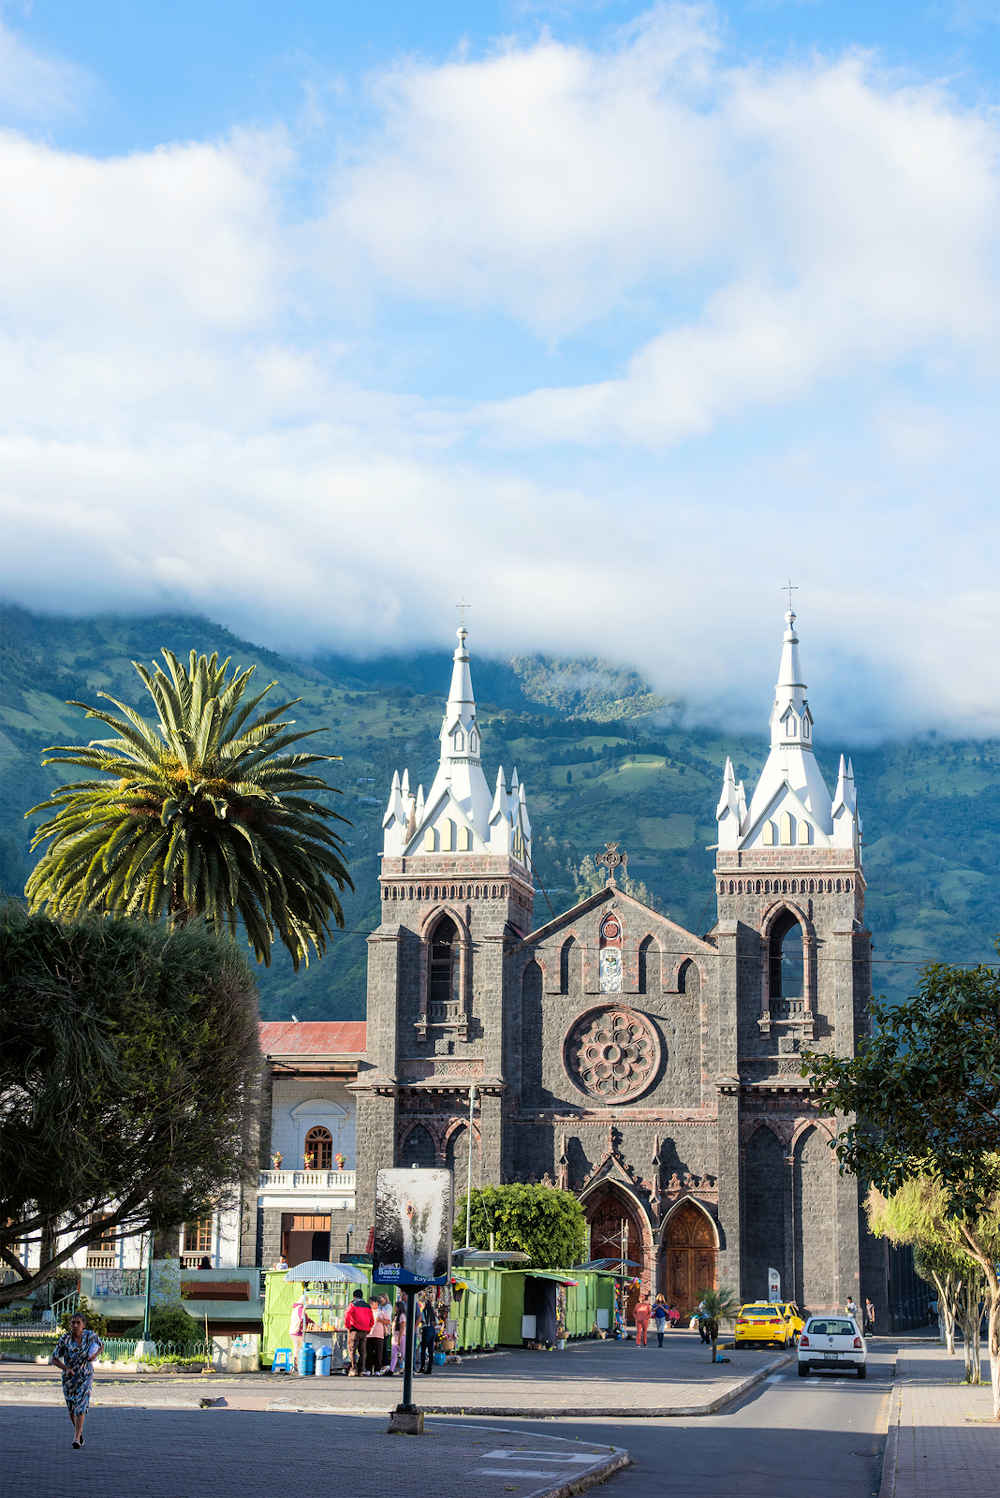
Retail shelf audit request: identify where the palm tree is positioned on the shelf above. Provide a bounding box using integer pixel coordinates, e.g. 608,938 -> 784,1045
25,649 -> 352,967
697,1286 -> 741,1362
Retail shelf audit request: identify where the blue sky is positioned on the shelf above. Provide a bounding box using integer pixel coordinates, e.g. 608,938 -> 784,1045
2,2 -> 1000,739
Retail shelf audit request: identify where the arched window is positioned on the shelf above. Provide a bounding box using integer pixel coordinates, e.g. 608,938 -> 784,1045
638,936 -> 660,995
768,910 -> 804,1000
460,826 -> 473,852
677,958 -> 700,998
428,915 -> 460,1021
453,727 -> 464,752
762,821 -> 776,846
423,828 -> 436,851
441,818 -> 454,852
400,1124 -> 437,1169
304,1125 -> 333,1170
779,811 -> 795,846
560,936 -> 581,995
798,820 -> 810,845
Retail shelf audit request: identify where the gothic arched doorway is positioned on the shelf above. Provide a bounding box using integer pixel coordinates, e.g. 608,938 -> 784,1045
660,1200 -> 718,1314
583,1185 -> 644,1321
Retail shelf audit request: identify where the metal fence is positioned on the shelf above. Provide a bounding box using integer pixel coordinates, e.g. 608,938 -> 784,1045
100,1337 -> 214,1363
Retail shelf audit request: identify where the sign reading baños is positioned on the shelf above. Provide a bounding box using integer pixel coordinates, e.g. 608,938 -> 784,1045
373,1168 -> 454,1287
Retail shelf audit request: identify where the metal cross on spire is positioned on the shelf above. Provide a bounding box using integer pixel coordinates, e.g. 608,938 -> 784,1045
781,579 -> 798,614
456,599 -> 471,630
596,841 -> 628,887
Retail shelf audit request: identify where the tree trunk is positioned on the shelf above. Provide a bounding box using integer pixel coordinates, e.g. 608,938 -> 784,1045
988,1287 -> 1000,1421
957,1278 -> 982,1384
935,1271 -> 958,1356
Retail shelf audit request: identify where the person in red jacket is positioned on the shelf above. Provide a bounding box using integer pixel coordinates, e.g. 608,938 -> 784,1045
345,1290 -> 375,1376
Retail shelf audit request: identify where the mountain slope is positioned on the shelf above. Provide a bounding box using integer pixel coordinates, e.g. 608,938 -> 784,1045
1,604 -> 996,1018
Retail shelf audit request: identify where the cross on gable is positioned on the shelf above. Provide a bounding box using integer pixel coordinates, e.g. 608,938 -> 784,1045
596,842 -> 628,887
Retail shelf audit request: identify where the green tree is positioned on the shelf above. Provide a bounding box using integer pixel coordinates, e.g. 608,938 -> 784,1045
573,854 -> 658,909
697,1286 -> 740,1363
0,905 -> 261,1305
25,649 -> 352,968
805,957 -> 1000,1417
454,1185 -> 588,1270
868,1178 -> 991,1382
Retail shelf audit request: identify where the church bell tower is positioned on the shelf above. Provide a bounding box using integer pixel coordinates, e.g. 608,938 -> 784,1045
713,605 -> 873,1312
354,626 -> 534,1232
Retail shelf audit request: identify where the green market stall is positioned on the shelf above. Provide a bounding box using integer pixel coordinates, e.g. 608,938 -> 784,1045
261,1263 -> 370,1370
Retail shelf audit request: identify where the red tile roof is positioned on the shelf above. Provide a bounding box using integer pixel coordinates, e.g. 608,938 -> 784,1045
258,1021 -> 366,1056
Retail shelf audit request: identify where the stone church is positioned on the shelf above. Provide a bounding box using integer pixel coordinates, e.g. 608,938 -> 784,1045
355,611 -> 884,1313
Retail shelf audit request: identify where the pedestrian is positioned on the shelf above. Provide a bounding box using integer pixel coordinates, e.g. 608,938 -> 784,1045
376,1294 -> 393,1372
845,1296 -> 860,1325
365,1296 -> 384,1374
652,1295 -> 669,1348
389,1297 -> 407,1375
289,1296 -> 315,1373
344,1289 -> 374,1376
273,1252 -> 288,1270
419,1296 -> 438,1374
864,1297 -> 876,1336
668,1303 -> 680,1329
634,1293 -> 651,1347
53,1312 -> 103,1448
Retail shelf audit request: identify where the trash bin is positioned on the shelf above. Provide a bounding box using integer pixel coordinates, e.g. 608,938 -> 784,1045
315,1345 -> 332,1376
299,1342 -> 316,1376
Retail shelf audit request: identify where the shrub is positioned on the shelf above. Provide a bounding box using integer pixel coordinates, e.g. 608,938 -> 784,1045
59,1296 -> 109,1338
126,1303 -> 202,1344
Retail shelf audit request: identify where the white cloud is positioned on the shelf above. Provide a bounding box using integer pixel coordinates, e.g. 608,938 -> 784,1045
0,8 -> 1000,744
0,18 -> 91,121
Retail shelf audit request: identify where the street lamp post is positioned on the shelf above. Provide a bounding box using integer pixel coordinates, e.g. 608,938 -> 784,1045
135,1228 -> 157,1359
464,1085 -> 477,1249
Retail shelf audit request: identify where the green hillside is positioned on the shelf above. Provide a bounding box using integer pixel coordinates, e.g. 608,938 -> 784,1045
0,603 -> 996,1019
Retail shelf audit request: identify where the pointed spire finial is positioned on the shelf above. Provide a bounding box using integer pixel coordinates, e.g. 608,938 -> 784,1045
781,578 -> 798,617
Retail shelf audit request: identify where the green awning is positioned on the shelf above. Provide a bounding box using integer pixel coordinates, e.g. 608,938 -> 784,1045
526,1270 -> 579,1287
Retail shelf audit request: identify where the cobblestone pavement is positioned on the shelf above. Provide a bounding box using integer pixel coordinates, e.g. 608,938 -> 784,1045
0,1405 -> 625,1498
881,1344 -> 999,1498
0,1332 -> 787,1418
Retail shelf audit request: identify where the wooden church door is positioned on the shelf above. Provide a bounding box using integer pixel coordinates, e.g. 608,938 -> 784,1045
661,1201 -> 717,1313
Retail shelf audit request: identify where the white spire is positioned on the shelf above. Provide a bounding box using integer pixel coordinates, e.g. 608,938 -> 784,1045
770,608 -> 813,749
718,604 -> 859,857
381,624 -> 533,869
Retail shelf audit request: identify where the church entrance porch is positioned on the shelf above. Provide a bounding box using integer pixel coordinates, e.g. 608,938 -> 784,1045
660,1200 -> 718,1315
582,1184 -> 647,1322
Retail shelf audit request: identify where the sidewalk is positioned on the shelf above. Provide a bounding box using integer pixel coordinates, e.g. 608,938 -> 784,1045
0,1405 -> 626,1498
0,1333 -> 790,1419
880,1344 -> 999,1498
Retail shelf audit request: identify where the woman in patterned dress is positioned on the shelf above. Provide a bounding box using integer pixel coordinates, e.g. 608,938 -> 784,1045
53,1313 -> 102,1447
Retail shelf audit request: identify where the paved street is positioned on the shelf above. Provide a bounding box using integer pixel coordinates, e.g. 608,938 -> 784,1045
0,1332 -> 786,1418
498,1343 -> 896,1498
10,1335 -> 996,1498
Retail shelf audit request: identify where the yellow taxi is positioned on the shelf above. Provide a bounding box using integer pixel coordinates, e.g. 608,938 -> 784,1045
779,1301 -> 805,1340
734,1302 -> 795,1348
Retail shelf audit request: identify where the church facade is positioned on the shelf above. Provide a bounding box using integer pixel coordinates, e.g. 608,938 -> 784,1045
355,612 -> 884,1314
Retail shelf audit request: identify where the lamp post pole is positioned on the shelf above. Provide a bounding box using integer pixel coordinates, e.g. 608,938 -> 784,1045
465,1085 -> 477,1249
136,1228 -> 156,1359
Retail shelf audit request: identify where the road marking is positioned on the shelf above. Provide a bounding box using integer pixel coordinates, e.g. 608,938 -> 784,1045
478,1469 -> 558,1479
479,1450 -> 597,1463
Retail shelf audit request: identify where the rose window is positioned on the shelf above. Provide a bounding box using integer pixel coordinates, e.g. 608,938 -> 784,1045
565,1005 -> 661,1102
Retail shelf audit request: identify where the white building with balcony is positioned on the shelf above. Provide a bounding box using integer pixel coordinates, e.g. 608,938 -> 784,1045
248,1021 -> 365,1268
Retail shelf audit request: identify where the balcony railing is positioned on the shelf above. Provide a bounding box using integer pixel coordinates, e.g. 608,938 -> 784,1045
258,1169 -> 356,1192
85,1252 -> 118,1269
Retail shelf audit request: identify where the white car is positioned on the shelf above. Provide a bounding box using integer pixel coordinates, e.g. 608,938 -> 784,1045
797,1315 -> 867,1378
